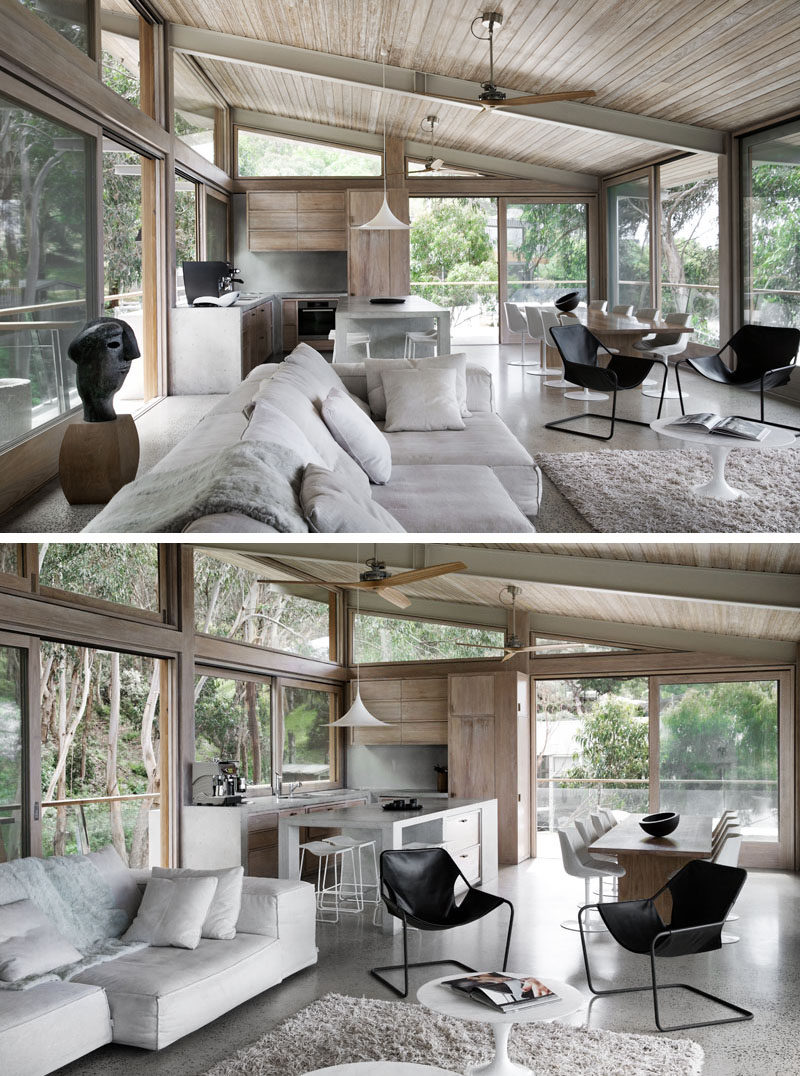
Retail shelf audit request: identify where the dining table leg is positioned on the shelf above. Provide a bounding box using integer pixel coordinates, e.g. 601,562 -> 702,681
616,851 -> 699,919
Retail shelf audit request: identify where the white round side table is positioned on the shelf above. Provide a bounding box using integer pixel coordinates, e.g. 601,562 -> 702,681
417,975 -> 584,1076
302,1064 -> 460,1076
650,417 -> 796,501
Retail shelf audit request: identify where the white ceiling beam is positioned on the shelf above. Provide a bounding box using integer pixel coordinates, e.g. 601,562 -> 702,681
167,23 -> 725,156
233,108 -> 597,190
100,10 -> 139,39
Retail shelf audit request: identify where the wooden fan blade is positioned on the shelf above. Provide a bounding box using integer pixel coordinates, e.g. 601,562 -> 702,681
453,641 -> 507,651
375,586 -> 412,609
349,561 -> 466,590
487,90 -> 596,108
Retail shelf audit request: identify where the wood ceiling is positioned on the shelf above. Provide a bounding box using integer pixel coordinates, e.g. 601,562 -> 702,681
147,0 -> 800,176
210,543 -> 800,645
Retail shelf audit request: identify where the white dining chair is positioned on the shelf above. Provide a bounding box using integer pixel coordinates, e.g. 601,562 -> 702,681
539,309 -> 572,386
637,312 -> 693,400
588,299 -> 608,313
711,831 -> 743,944
503,300 -> 538,367
634,308 -> 661,387
557,825 -> 624,932
611,304 -> 635,316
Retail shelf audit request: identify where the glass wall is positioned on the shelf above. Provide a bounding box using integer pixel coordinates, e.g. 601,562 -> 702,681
38,542 -> 159,612
173,53 -> 217,164
410,197 -> 498,344
354,610 -> 504,663
237,129 -> 382,178
0,546 -> 19,577
280,683 -> 337,786
193,551 -> 333,659
194,673 -> 272,788
505,201 -> 588,304
0,94 -> 90,450
41,643 -> 162,867
659,679 -> 779,843
175,172 -> 198,306
742,119 -> 800,329
0,644 -> 25,862
606,175 -> 652,308
100,0 -> 140,107
659,155 -> 720,346
18,0 -> 90,53
206,191 -> 229,262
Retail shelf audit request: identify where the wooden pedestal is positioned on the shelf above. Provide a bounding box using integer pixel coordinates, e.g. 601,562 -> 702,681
59,415 -> 139,504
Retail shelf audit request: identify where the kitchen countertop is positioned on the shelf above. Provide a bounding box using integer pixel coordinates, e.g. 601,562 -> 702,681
277,292 -> 347,299
336,295 -> 449,316
241,788 -> 367,813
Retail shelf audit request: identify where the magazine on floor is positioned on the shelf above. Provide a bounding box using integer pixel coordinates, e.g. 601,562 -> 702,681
666,413 -> 770,441
444,972 -> 560,1012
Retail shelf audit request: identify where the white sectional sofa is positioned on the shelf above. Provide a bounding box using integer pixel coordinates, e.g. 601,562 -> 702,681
0,850 -> 317,1076
86,346 -> 541,533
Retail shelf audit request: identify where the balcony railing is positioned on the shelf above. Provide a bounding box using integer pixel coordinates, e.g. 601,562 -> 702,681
42,792 -> 159,866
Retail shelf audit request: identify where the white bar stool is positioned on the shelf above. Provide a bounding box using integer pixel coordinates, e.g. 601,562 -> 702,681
322,834 -> 380,909
299,839 -> 362,923
404,329 -> 438,358
328,329 -> 371,359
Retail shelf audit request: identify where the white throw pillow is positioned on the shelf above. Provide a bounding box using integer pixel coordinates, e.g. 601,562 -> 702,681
0,899 -> 82,981
86,844 -> 142,924
123,876 -> 218,949
381,367 -> 466,432
321,387 -> 392,484
410,353 -> 470,417
152,866 -> 244,941
242,399 -> 326,468
300,464 -> 405,532
364,358 -> 412,418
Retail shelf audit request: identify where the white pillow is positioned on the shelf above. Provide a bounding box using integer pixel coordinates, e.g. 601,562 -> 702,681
410,353 -> 470,417
381,367 -> 466,432
123,876 -> 218,949
301,464 -> 405,533
321,387 -> 391,484
0,899 -> 82,981
242,399 -> 326,469
364,358 -> 412,418
152,866 -> 244,941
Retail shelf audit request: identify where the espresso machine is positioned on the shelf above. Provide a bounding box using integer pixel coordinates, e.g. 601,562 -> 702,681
192,759 -> 247,806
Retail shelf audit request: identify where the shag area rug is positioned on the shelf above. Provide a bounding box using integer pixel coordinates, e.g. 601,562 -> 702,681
536,446 -> 800,532
203,992 -> 704,1076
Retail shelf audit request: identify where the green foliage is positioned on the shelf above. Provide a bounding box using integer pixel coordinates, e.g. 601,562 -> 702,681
237,131 -> 381,178
101,50 -> 140,107
354,611 -> 504,663
175,185 -> 198,267
38,542 -> 159,611
565,695 -> 649,782
748,161 -> 800,325
19,0 -> 88,51
506,202 -> 587,301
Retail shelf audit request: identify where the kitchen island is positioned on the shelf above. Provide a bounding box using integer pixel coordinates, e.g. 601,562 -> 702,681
332,295 -> 451,360
278,796 -> 497,932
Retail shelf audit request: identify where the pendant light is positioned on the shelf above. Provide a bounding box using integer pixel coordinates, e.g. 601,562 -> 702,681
359,48 -> 409,231
329,548 -> 388,727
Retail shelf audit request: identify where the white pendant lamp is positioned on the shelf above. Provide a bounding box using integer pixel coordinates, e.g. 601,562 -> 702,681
329,548 -> 388,728
359,48 -> 409,232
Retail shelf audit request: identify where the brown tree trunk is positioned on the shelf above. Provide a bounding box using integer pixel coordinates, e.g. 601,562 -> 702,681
245,680 -> 261,784
106,652 -> 128,864
130,666 -> 161,869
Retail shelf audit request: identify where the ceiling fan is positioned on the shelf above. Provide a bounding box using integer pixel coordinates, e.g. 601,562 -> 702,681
421,114 -> 445,171
433,11 -> 596,112
456,585 -> 567,661
258,552 -> 467,610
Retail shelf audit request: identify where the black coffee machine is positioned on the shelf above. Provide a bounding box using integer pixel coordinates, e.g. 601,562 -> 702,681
182,260 -> 243,304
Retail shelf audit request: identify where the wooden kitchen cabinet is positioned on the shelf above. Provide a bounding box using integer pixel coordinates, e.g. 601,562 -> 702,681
248,191 -> 347,251
349,676 -> 447,746
281,299 -> 298,350
347,189 -> 410,296
241,300 -> 272,375
448,671 -> 531,865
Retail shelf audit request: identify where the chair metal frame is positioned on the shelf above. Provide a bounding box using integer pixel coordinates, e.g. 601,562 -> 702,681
578,863 -> 753,1032
370,848 -> 514,999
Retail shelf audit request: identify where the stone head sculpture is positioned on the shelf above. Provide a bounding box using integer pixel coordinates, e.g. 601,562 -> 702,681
67,317 -> 140,422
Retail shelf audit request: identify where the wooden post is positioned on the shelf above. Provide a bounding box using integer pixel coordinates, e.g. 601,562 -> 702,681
58,416 -> 139,504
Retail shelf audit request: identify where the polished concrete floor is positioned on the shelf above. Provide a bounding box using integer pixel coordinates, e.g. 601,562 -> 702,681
4,345 -> 799,533
55,855 -> 800,1076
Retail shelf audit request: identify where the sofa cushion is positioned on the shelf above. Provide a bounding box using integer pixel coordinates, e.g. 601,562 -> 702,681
364,358 -> 412,417
384,412 -> 535,467
411,353 -> 470,416
123,876 -> 218,949
300,464 -> 405,533
0,980 -> 112,1076
152,866 -> 243,941
372,465 -> 536,532
250,378 -> 370,494
242,399 -> 326,468
321,387 -> 392,484
86,845 -> 141,924
382,367 -> 465,432
74,932 -> 280,1050
0,900 -> 82,981
152,412 -> 248,473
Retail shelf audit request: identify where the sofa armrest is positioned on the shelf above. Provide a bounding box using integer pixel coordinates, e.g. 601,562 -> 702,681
236,876 -> 316,940
466,364 -> 494,412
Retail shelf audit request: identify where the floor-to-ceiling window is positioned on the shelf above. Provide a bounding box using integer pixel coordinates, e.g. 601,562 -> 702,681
606,173 -> 652,309
0,638 -> 27,862
505,200 -> 589,305
0,94 -> 91,451
742,118 -> 800,329
175,171 -> 198,306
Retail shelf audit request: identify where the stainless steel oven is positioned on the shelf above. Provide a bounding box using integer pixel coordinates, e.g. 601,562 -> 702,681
297,300 -> 337,339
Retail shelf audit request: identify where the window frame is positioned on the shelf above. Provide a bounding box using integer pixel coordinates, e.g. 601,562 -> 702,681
234,124 -> 384,180
276,675 -> 342,792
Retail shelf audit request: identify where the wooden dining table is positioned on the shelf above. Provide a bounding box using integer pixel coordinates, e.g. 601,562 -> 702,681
568,308 -> 696,357
590,814 -> 712,918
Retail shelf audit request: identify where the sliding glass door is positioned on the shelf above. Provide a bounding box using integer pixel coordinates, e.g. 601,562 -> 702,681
504,200 -> 589,305
606,173 -> 652,309
0,640 -> 27,861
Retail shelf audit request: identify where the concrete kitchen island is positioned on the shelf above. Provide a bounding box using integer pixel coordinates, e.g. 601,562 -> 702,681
279,797 -> 497,932
332,295 -> 451,360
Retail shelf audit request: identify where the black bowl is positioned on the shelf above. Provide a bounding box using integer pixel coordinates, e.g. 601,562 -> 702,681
639,811 -> 680,838
555,291 -> 580,312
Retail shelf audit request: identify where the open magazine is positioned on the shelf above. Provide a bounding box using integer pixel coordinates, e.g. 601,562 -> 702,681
667,413 -> 769,441
445,972 -> 560,1012
192,291 -> 240,307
